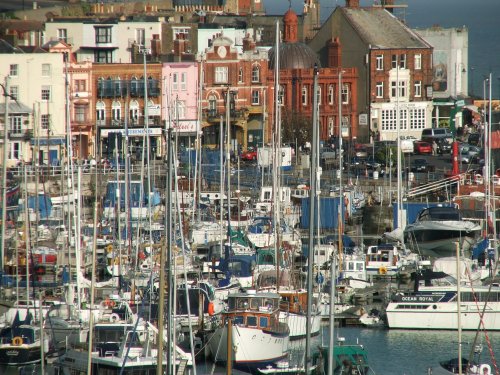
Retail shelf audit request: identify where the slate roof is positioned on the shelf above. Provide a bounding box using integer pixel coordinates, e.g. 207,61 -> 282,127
342,7 -> 431,49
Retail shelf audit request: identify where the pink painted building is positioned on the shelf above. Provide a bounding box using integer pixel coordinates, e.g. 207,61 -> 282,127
162,62 -> 199,147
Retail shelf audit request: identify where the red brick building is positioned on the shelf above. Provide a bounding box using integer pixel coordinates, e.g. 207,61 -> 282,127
92,63 -> 163,159
200,33 -> 269,150
268,9 -> 359,142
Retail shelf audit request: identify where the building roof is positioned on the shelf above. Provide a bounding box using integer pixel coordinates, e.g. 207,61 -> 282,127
0,102 -> 33,114
0,39 -> 24,53
341,7 -> 431,49
268,42 -> 320,70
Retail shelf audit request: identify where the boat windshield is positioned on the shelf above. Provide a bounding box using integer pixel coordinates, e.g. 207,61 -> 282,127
418,207 -> 461,221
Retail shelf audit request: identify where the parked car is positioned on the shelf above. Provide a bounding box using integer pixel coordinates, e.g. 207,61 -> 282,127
459,149 -> 471,164
344,156 -> 365,169
411,158 -> 429,173
436,138 -> 452,154
467,132 -> 482,146
353,144 -> 368,159
365,156 -> 382,170
414,141 -> 432,155
241,148 -> 257,161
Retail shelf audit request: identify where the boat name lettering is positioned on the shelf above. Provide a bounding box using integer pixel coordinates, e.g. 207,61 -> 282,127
400,295 -> 439,302
6,350 -> 19,356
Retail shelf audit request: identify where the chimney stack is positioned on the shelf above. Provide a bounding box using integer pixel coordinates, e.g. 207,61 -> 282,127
242,34 -> 256,52
327,37 -> 342,68
346,0 -> 360,8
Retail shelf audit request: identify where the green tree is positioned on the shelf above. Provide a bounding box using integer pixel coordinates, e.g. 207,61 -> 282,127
281,109 -> 313,147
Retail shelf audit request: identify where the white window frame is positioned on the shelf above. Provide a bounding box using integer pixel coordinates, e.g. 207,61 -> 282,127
96,101 -> 105,123
42,63 -> 51,77
317,86 -> 321,105
414,80 -> 422,97
341,84 -> 349,104
57,28 -> 67,42
400,109 -> 408,130
252,65 -> 260,83
111,101 -> 121,121
391,54 -> 397,69
10,64 -> 18,77
172,73 -> 178,91
41,86 -> 51,101
302,86 -> 308,106
10,116 -> 23,133
376,55 -> 384,70
208,95 -> 217,111
74,105 -> 86,123
176,100 -> 186,119
376,82 -> 383,98
278,86 -> 285,105
328,84 -> 334,104
9,86 -> 18,101
238,67 -> 243,83
414,54 -> 422,70
41,114 -> 50,130
9,142 -> 21,160
381,109 -> 396,131
172,27 -> 191,40
215,67 -> 228,84
129,100 -> 140,121
410,108 -> 426,129
252,90 -> 260,105
181,72 -> 187,91
399,54 -> 406,69
136,28 -> 145,46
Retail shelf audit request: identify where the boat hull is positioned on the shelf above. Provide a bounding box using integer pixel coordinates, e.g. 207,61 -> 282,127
386,302 -> 500,330
279,311 -> 321,340
208,324 -> 289,370
0,345 -> 42,365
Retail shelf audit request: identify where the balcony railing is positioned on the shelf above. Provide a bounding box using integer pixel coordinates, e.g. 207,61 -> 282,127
9,128 -> 33,139
97,79 -> 160,98
97,117 -> 162,127
202,108 -> 249,122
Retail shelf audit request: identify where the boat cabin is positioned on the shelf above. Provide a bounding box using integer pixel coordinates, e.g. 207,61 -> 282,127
365,244 -> 401,276
415,206 -> 462,222
224,292 -> 287,335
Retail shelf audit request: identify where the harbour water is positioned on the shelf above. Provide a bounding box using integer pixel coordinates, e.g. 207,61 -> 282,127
3,325 -> 498,374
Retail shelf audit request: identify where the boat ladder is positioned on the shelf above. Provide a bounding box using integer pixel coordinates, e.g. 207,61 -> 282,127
405,173 -> 465,199
176,359 -> 189,375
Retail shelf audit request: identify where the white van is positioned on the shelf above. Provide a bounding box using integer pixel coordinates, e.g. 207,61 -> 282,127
400,138 -> 415,153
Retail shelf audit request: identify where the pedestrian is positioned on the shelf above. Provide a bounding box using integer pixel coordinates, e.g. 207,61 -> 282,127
432,140 -> 438,156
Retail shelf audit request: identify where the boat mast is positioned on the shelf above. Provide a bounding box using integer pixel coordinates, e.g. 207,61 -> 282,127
306,63 -> 319,375
1,76 -> 11,278
273,20 -> 281,291
327,251 -> 336,375
455,241 -> 463,375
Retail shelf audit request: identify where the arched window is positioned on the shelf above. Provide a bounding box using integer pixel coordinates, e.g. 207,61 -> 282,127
111,101 -> 121,122
238,67 -> 243,83
302,86 -> 308,106
278,85 -> 285,105
96,101 -> 105,123
317,86 -> 322,105
208,94 -> 217,115
129,100 -> 139,122
114,77 -> 121,97
252,65 -> 260,83
130,76 -> 139,97
328,84 -> 334,105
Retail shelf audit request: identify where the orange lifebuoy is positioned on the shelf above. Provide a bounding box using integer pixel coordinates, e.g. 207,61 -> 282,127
105,298 -> 116,308
208,301 -> 215,316
12,336 -> 23,346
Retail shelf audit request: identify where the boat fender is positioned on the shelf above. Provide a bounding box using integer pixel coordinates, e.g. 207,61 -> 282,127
12,336 -> 23,346
109,313 -> 120,323
35,265 -> 46,275
378,266 -> 387,275
105,298 -> 116,308
480,364 -> 491,374
208,302 -> 215,316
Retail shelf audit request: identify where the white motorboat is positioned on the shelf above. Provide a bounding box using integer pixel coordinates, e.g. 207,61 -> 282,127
404,206 -> 481,258
386,272 -> 500,331
208,290 -> 290,370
